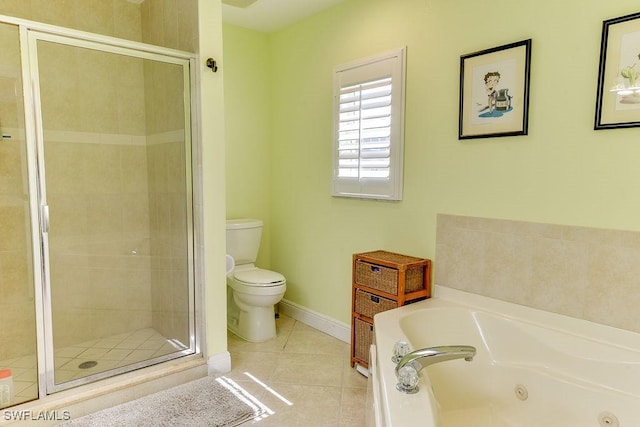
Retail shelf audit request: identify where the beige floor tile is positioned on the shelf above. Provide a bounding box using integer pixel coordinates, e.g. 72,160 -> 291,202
271,352 -> 343,387
249,383 -> 342,427
226,314 -> 370,426
227,350 -> 280,382
339,387 -> 367,426
275,313 -> 296,332
341,360 -> 368,389
283,322 -> 349,356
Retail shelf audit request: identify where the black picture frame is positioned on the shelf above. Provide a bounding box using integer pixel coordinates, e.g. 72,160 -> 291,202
595,12 -> 640,130
459,39 -> 532,140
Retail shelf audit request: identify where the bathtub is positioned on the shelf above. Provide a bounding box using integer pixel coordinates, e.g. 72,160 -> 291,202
368,286 -> 640,427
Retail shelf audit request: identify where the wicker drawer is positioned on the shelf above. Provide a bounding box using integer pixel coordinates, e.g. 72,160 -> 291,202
355,289 -> 396,318
354,318 -> 374,363
355,260 -> 424,295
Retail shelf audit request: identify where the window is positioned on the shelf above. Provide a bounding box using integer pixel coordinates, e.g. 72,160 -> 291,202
332,48 -> 406,200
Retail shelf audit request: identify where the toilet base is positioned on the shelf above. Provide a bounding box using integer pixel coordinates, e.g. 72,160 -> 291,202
227,291 -> 277,342
228,307 -> 276,342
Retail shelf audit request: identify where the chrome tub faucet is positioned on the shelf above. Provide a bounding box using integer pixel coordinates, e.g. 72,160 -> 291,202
395,345 -> 477,394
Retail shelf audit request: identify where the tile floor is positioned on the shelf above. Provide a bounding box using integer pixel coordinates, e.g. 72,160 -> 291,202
1,328 -> 179,408
225,313 -> 368,427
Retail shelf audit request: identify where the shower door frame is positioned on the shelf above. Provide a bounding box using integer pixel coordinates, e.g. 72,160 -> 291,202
7,14 -> 201,398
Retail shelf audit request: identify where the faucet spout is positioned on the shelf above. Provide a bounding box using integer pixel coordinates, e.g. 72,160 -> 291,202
395,345 -> 477,374
394,345 -> 476,393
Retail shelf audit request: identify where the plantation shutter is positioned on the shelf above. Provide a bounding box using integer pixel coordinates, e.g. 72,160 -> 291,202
337,77 -> 392,179
332,48 -> 406,200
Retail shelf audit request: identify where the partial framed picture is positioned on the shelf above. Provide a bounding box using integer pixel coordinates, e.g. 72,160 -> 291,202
595,12 -> 640,130
459,39 -> 532,139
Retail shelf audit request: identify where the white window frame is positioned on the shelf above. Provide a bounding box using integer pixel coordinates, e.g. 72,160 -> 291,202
332,47 -> 406,200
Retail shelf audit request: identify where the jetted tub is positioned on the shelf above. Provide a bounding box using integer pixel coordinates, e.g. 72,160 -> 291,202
367,286 -> 640,427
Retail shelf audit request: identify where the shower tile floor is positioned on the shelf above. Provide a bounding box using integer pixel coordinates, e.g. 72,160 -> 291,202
227,313 -> 368,426
1,328 -> 178,407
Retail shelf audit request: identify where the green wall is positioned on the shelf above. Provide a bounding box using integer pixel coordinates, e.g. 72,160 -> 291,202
224,0 -> 640,325
223,24 -> 272,268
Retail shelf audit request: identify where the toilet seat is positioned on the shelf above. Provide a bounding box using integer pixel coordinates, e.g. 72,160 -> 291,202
234,268 -> 285,287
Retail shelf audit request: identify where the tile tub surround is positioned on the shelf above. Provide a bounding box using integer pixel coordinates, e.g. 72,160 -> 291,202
436,214 -> 640,334
227,314 -> 367,427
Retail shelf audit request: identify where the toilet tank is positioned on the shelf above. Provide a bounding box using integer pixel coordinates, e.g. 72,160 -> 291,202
226,219 -> 263,266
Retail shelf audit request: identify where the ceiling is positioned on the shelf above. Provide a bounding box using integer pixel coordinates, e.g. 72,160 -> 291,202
222,0 -> 347,33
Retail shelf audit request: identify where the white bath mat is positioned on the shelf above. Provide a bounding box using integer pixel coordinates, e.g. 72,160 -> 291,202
59,375 -> 266,427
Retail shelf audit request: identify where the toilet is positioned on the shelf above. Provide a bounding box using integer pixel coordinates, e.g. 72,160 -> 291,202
226,218 -> 286,342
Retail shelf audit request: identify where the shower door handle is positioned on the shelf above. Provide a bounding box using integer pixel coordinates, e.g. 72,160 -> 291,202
41,204 -> 50,234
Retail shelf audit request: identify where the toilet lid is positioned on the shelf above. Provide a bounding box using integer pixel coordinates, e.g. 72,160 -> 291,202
234,268 -> 286,286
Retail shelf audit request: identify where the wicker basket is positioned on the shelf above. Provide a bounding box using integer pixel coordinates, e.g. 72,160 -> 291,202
355,289 -> 396,318
355,260 -> 423,295
354,318 -> 374,363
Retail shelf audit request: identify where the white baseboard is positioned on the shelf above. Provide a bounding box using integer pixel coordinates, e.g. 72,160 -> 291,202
278,299 -> 351,344
207,351 -> 231,375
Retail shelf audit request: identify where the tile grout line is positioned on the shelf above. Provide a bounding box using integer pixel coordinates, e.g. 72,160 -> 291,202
279,319 -> 297,351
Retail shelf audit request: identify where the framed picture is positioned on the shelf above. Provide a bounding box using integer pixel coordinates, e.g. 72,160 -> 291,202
459,39 -> 532,139
595,12 -> 640,130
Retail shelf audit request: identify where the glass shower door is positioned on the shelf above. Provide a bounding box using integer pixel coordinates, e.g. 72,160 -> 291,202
0,21 -> 39,408
31,34 -> 195,391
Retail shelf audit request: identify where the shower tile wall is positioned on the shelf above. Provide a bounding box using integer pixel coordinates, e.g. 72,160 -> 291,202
138,0 -> 197,346
142,39 -> 191,343
41,41 -> 153,348
0,0 -> 196,358
50,154 -> 148,342
0,0 -> 197,53
0,1 -> 144,43
140,0 -> 198,52
435,214 -> 640,334
0,23 -> 34,362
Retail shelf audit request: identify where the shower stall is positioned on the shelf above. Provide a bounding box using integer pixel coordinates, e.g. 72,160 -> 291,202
0,9 -> 198,408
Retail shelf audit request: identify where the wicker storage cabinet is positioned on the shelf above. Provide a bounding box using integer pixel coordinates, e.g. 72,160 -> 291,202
351,250 -> 431,369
